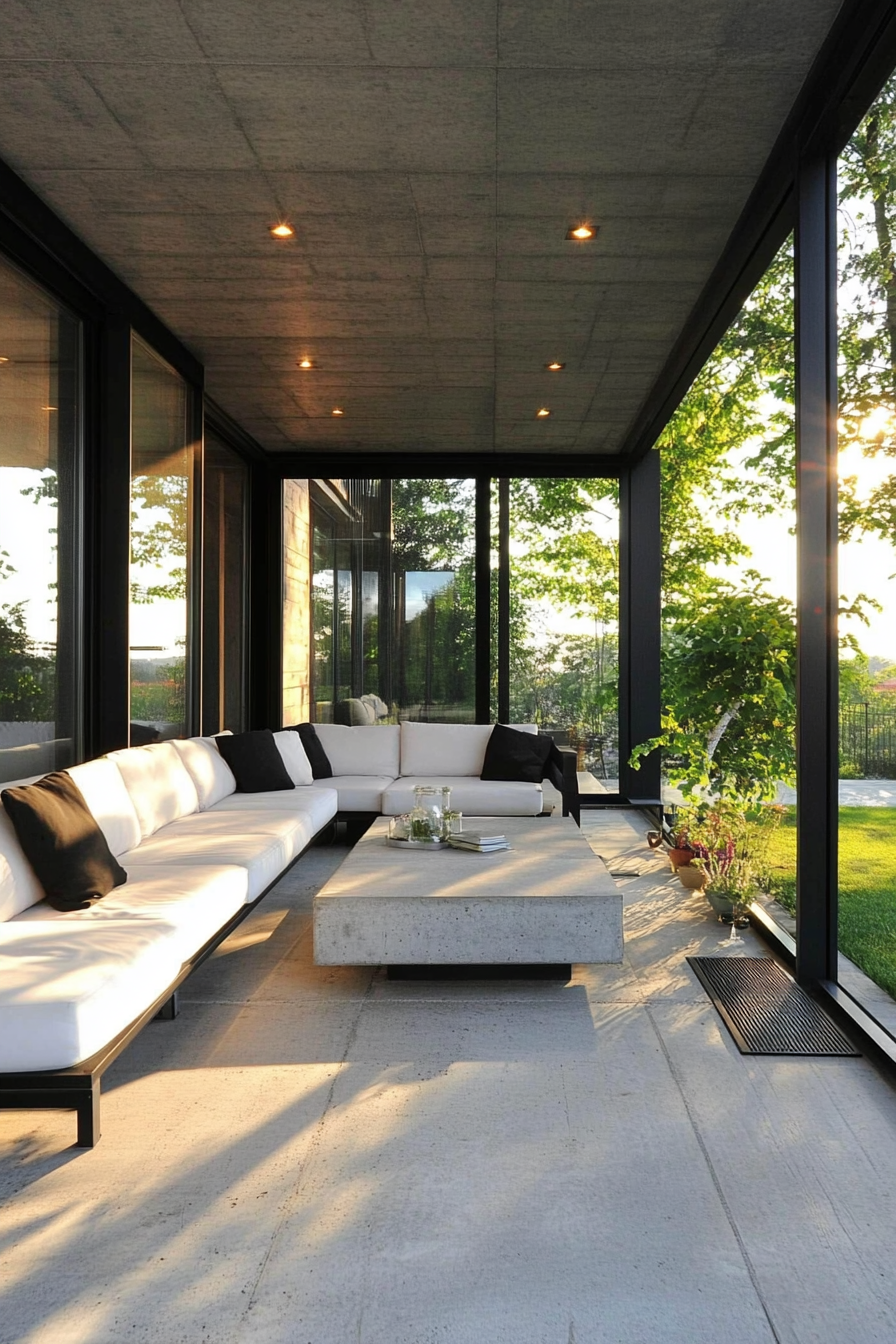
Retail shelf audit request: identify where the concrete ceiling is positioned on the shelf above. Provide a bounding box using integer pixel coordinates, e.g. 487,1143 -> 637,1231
0,1 -> 843,457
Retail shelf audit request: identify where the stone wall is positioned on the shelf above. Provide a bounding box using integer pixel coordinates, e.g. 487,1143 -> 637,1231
282,478 -> 311,725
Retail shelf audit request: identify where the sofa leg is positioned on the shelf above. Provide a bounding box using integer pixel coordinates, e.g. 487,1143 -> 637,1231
154,991 -> 180,1021
76,1080 -> 101,1147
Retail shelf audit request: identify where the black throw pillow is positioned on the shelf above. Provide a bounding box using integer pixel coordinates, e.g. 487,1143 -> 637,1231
480,724 -> 553,784
215,729 -> 295,793
1,771 -> 128,912
286,723 -> 333,779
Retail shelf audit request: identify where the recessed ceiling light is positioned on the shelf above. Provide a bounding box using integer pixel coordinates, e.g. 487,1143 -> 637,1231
42,405 -> 57,412
566,224 -> 596,240
297,357 -> 314,369
270,222 -> 294,238
331,407 -> 344,416
545,361 -> 565,371
536,407 -> 551,418
0,356 -> 9,364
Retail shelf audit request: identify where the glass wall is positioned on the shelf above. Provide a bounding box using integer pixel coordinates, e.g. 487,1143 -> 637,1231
655,235 -> 796,927
129,336 -> 195,743
0,255 -> 81,784
202,430 -> 247,734
499,478 -> 620,785
836,77 -> 896,1014
391,478 -> 476,723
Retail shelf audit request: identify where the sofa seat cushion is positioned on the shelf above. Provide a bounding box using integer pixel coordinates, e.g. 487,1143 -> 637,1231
309,775 -> 394,812
108,742 -> 200,838
14,863 -> 248,965
0,918 -> 188,1072
209,785 -> 338,832
119,813 -> 312,901
314,724 -> 400,777
381,776 -> 543,817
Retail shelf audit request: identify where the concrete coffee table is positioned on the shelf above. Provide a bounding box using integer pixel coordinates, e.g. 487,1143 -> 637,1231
313,816 -> 622,976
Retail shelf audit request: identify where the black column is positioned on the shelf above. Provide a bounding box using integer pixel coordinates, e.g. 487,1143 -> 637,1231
497,477 -> 510,723
794,153 -> 839,985
86,315 -> 131,758
247,466 -> 283,729
618,450 -> 662,805
474,477 -> 491,722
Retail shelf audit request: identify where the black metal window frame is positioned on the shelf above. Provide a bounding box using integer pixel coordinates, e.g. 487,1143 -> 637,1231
285,458 -> 661,811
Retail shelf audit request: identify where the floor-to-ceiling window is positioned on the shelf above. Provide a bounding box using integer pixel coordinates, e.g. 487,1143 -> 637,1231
653,235 -> 797,923
0,255 -> 81,784
129,336 -> 195,743
836,75 -> 896,1018
492,477 -> 620,784
202,429 -> 247,734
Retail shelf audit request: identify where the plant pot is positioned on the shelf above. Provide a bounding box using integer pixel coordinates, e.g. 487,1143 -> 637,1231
677,865 -> 707,891
668,846 -> 695,871
705,889 -> 750,927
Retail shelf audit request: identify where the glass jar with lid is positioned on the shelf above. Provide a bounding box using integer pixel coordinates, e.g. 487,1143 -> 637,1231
410,785 -> 443,841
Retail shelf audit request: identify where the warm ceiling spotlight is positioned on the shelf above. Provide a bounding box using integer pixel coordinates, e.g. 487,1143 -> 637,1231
331,407 -> 345,416
566,224 -> 596,240
0,356 -> 9,364
297,357 -> 314,369
42,405 -> 58,412
270,222 -> 295,238
545,361 -> 565,371
536,407 -> 551,418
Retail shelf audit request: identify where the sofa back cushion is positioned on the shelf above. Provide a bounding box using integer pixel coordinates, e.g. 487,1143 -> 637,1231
67,758 -> 142,856
108,742 -> 201,839
273,730 -> 313,786
399,722 -> 538,777
400,723 -> 494,777
172,736 -> 237,810
0,775 -> 45,921
315,724 -> 400,777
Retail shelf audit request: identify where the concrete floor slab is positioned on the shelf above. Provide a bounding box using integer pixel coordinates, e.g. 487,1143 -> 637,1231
2,813 -> 896,1343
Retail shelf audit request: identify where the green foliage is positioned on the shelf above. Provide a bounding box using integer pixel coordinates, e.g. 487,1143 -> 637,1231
0,602 -> 55,721
766,808 -> 896,1000
686,800 -> 783,909
130,473 -> 189,603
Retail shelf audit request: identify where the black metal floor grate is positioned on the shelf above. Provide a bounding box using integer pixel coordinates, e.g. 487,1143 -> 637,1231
687,956 -> 860,1056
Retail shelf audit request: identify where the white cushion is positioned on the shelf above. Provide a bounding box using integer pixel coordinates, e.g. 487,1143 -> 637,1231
172,736 -> 237,809
108,742 -> 200,838
315,724 -> 400,777
210,786 -> 338,832
14,863 -> 248,963
66,757 -> 142,856
120,812 -> 312,901
0,804 -> 45,922
273,730 -> 313,786
0,919 -> 185,1071
310,775 -> 393,811
381,776 -> 543,817
400,723 -> 494,777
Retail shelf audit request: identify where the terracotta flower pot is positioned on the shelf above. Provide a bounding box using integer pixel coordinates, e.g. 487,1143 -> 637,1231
669,846 -> 695,871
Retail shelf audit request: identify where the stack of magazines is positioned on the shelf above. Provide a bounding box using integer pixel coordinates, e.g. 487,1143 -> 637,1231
447,830 -> 509,853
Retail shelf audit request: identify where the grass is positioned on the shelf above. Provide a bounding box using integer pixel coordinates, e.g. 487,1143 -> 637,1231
765,808 -> 896,1000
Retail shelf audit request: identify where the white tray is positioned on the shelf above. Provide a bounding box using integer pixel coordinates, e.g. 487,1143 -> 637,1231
386,836 -> 448,851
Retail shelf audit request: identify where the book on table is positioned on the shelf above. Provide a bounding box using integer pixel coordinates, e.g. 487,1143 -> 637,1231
447,832 -> 509,852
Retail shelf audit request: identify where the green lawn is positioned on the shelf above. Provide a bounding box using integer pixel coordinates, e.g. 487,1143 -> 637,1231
765,808 -> 896,1000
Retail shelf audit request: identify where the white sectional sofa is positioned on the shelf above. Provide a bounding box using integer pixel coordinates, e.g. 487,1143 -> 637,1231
0,720 -> 575,1149
305,721 -> 577,822
0,736 -> 338,1147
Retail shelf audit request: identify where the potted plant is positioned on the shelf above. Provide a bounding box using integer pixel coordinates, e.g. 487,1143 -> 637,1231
687,800 -> 782,927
